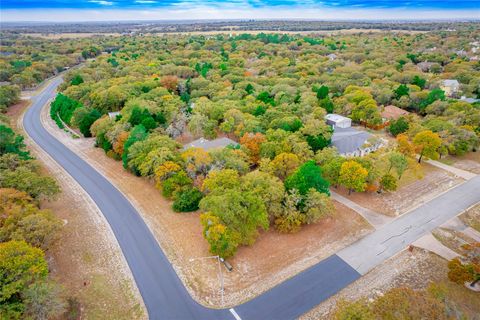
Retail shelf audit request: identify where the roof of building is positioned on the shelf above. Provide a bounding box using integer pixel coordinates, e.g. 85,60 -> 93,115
325,113 -> 351,123
331,127 -> 371,154
108,111 -> 121,119
442,79 -> 460,87
381,105 -> 409,120
183,137 -> 238,151
460,96 -> 480,104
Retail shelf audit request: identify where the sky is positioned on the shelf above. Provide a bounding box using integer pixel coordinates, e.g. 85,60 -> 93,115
1,0 -> 479,22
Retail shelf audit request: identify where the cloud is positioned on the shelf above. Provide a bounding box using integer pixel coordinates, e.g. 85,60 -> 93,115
135,0 -> 157,3
89,0 -> 114,5
3,5 -> 480,22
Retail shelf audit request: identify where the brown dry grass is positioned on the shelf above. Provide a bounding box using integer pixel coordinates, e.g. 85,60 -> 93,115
440,152 -> 480,174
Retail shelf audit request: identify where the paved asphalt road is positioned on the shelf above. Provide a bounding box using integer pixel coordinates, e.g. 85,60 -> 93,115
23,76 -> 480,320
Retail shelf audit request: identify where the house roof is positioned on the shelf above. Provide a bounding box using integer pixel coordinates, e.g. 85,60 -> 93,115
108,111 -> 120,119
183,137 -> 238,151
442,79 -> 459,87
331,127 -> 371,154
460,96 -> 480,104
381,105 -> 409,120
325,113 -> 350,123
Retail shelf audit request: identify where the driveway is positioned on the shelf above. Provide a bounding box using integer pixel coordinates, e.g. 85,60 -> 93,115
23,76 -> 480,320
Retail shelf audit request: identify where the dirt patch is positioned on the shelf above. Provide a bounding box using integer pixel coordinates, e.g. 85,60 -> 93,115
301,248 -> 480,320
40,102 -> 372,307
334,163 -> 464,216
460,203 -> 480,232
14,99 -> 146,319
440,153 -> 480,175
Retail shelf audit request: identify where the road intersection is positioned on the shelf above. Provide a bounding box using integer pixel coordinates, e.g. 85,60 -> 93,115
23,76 -> 480,319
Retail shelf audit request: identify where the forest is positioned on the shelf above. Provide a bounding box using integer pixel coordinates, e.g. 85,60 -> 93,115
29,28 -> 480,258
1,23 -> 480,318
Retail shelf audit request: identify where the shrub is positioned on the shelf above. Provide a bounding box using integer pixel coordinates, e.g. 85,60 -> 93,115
172,187 -> 203,212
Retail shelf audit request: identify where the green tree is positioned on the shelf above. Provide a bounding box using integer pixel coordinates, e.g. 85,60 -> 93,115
388,117 -> 409,137
388,151 -> 409,179
172,187 -> 203,212
77,109 -> 101,137
394,84 -> 410,98
241,170 -> 285,219
275,190 -> 304,233
200,212 -> 239,258
122,125 -> 148,169
0,166 -> 60,200
380,173 -> 398,192
411,75 -> 426,89
0,241 -> 48,318
70,74 -> 84,86
316,85 -> 329,100
0,85 -> 20,112
201,169 -> 240,194
303,188 -> 334,224
161,171 -> 192,199
0,125 -> 30,159
199,189 -> 268,245
284,160 -> 330,196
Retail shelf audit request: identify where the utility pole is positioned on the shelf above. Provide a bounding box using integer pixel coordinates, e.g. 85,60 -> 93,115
189,255 -> 224,306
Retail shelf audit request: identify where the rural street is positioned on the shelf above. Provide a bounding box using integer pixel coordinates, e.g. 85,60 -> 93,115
23,76 -> 480,320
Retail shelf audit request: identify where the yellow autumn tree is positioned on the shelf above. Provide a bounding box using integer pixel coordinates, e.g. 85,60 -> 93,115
338,161 -> 368,195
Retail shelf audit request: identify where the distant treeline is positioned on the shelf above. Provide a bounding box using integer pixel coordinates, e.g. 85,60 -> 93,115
3,20 -> 480,34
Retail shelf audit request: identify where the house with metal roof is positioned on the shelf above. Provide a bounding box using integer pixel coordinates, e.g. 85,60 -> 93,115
331,127 -> 385,157
440,79 -> 460,97
183,137 -> 238,151
325,114 -> 351,129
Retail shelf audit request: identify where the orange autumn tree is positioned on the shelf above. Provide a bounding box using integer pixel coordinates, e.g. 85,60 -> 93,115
240,132 -> 265,164
113,131 -> 129,156
160,75 -> 178,92
396,133 -> 415,157
448,242 -> 480,289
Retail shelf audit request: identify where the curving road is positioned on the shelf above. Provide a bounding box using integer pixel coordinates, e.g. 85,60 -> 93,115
24,76 -> 480,320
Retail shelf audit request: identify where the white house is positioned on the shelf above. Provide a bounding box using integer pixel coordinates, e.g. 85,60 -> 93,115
327,53 -> 337,61
108,111 -> 120,119
325,114 -> 351,129
183,137 -> 238,151
440,79 -> 460,97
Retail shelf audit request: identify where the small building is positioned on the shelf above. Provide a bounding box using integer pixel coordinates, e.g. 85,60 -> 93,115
460,96 -> 480,104
327,53 -> 337,61
440,79 -> 460,97
325,114 -> 351,129
108,111 -> 121,119
183,137 -> 238,151
381,105 -> 409,121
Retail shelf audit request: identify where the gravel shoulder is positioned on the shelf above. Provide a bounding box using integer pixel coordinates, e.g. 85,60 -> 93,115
10,99 -> 147,320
